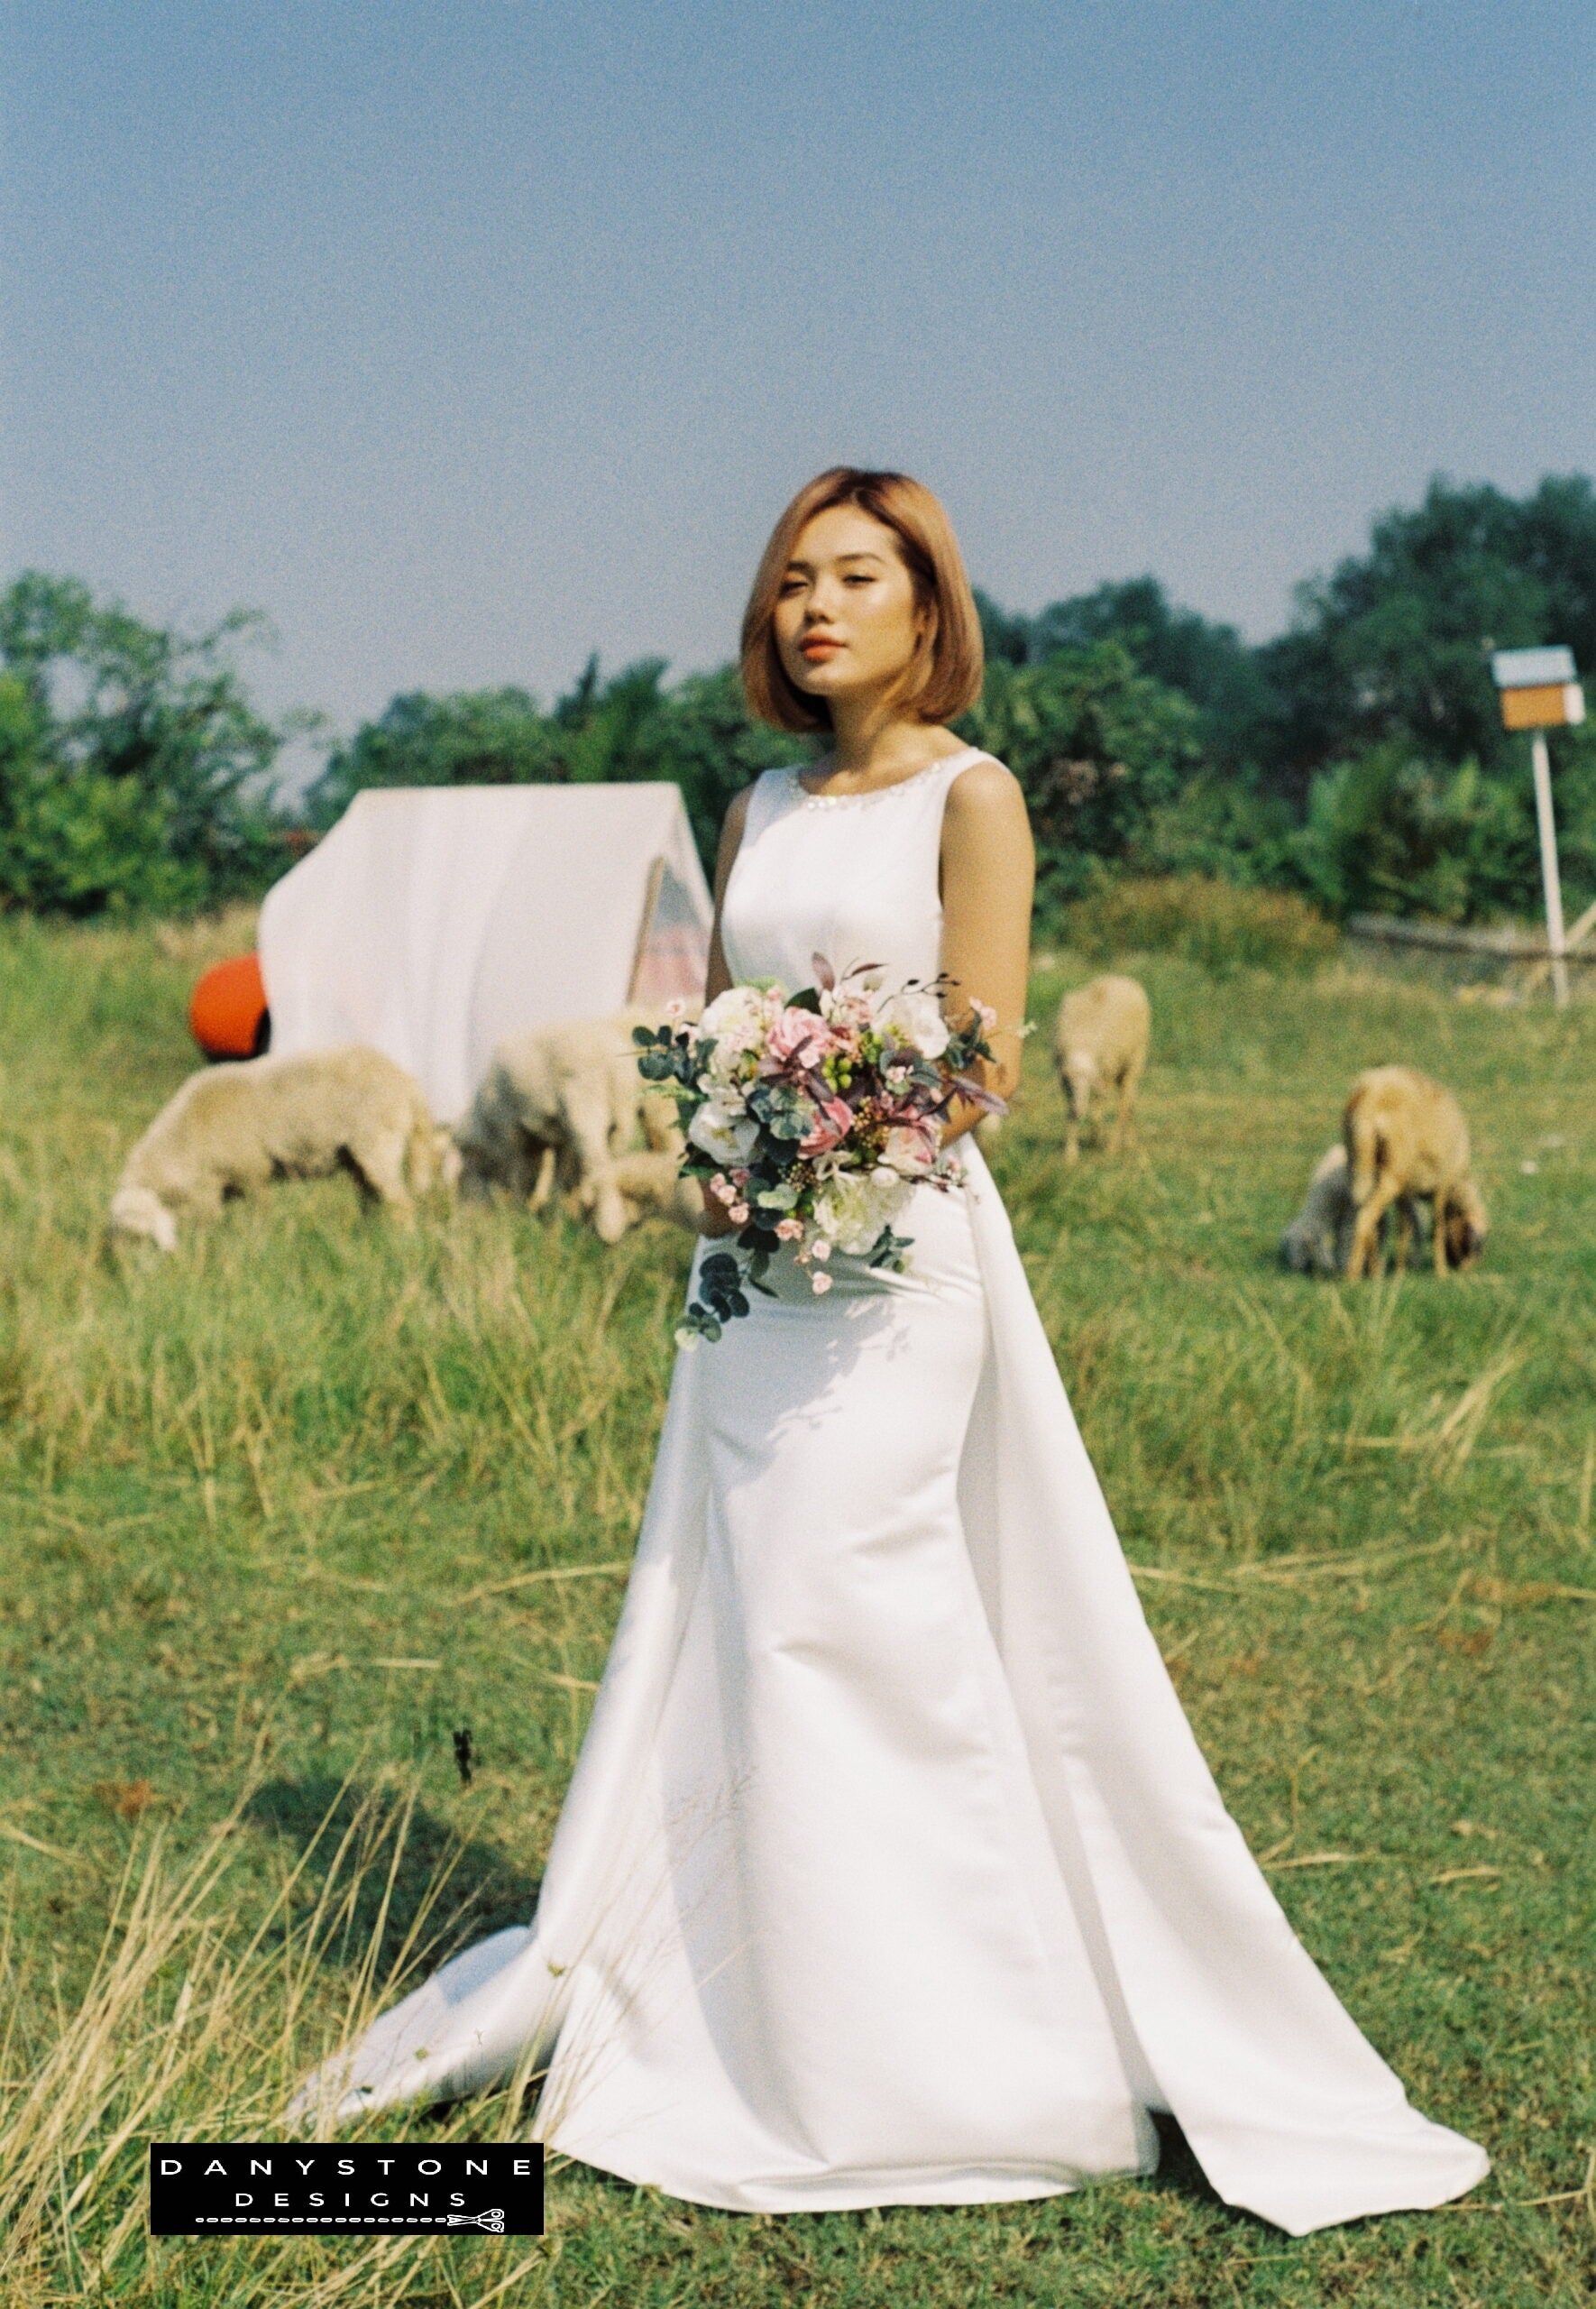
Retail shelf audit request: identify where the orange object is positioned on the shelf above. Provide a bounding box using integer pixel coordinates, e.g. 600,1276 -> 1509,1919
189,953 -> 270,1060
1500,682 -> 1584,731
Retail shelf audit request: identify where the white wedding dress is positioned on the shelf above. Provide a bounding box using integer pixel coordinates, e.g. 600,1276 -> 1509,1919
291,750 -> 1488,2235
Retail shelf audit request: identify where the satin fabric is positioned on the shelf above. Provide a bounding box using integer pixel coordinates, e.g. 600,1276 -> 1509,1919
290,750 -> 1488,2233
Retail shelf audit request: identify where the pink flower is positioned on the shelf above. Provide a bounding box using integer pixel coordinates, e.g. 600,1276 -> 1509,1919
798,1095 -> 855,1154
763,1008 -> 835,1072
820,987 -> 874,1036
775,1216 -> 804,1242
710,1173 -> 737,1205
811,1239 -> 831,1263
882,1122 -> 940,1176
728,1202 -> 750,1226
811,1271 -> 833,1295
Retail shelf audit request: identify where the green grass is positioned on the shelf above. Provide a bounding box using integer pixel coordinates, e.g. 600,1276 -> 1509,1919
1,915 -> 1592,2306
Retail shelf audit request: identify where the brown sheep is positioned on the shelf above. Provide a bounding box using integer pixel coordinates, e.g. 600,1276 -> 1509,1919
1343,1066 -> 1487,1279
1053,974 -> 1151,1164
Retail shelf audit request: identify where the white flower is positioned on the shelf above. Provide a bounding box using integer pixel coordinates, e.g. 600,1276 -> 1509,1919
882,1123 -> 940,1177
687,1096 -> 759,1165
700,982 -> 778,1061
700,986 -> 779,1086
811,1271 -> 833,1295
875,988 -> 949,1061
812,1166 -> 911,1256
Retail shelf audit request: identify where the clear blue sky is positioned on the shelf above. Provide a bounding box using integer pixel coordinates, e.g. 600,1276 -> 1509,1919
3,1 -> 1591,768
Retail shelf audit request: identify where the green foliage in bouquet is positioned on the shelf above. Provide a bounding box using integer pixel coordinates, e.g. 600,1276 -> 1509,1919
634,967 -> 1002,1343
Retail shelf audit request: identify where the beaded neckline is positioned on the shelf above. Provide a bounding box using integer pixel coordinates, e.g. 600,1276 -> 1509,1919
790,747 -> 983,810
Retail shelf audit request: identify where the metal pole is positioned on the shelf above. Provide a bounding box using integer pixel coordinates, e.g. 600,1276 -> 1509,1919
1529,731 -> 1569,1007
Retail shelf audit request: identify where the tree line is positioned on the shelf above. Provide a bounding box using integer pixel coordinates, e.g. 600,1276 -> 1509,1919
4,474 -> 1593,926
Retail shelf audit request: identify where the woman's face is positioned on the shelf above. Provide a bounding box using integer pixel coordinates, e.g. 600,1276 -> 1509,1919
773,504 -> 927,713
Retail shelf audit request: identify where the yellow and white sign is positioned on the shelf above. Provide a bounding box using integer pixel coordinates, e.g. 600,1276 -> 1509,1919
1491,647 -> 1586,731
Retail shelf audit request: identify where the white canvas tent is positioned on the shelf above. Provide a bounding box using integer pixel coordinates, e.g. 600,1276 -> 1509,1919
258,785 -> 712,1122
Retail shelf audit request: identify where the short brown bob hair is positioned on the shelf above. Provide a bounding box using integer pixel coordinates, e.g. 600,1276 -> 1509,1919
740,467 -> 985,733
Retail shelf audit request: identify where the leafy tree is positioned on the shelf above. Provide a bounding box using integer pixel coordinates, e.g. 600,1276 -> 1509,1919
959,641 -> 1204,906
973,478 -> 1596,918
1288,735 -> 1596,925
16,467 -> 1582,927
972,587 -> 1034,670
307,685 -> 560,824
1261,474 -> 1596,784
977,576 -> 1278,779
595,662 -> 807,865
0,573 -> 293,914
550,656 -> 672,784
308,658 -> 800,869
1132,774 -> 1301,891
1289,743 -> 1529,922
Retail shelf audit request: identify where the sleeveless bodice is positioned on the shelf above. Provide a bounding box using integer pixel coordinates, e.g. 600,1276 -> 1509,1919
720,749 -> 989,993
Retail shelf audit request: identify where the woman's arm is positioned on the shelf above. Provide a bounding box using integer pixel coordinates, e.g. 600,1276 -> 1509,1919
937,759 -> 1035,1148
702,784 -> 753,1008
695,785 -> 756,1232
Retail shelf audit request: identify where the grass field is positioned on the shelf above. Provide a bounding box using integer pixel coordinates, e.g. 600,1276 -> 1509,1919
1,912 -> 1592,2307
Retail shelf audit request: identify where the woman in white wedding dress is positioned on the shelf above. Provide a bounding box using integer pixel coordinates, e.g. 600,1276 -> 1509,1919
292,469 -> 1488,2236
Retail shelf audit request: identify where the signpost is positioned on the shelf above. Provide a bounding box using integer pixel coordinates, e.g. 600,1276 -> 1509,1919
1491,647 -> 1586,1006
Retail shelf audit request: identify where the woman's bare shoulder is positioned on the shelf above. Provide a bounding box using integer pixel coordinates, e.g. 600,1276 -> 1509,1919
944,753 -> 1029,829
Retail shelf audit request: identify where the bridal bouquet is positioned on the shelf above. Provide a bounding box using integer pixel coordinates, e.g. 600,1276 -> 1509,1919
634,956 -> 1004,1343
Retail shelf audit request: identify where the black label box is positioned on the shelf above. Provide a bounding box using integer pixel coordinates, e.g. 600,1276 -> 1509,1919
148,2142 -> 544,2236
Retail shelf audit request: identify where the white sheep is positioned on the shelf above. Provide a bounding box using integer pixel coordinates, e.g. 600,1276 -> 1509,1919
455,1007 -> 684,1245
1279,1145 -> 1354,1276
1053,974 -> 1151,1164
110,1045 -> 443,1252
600,1148 -> 706,1235
1280,1141 -> 1439,1278
1277,1143 -> 1423,1278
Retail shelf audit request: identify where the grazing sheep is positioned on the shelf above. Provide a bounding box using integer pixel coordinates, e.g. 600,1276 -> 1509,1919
1053,974 -> 1151,1164
1280,1144 -> 1431,1277
455,1007 -> 686,1245
110,1045 -> 441,1251
1280,1145 -> 1358,1276
592,1148 -> 705,1235
1343,1065 -> 1487,1280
